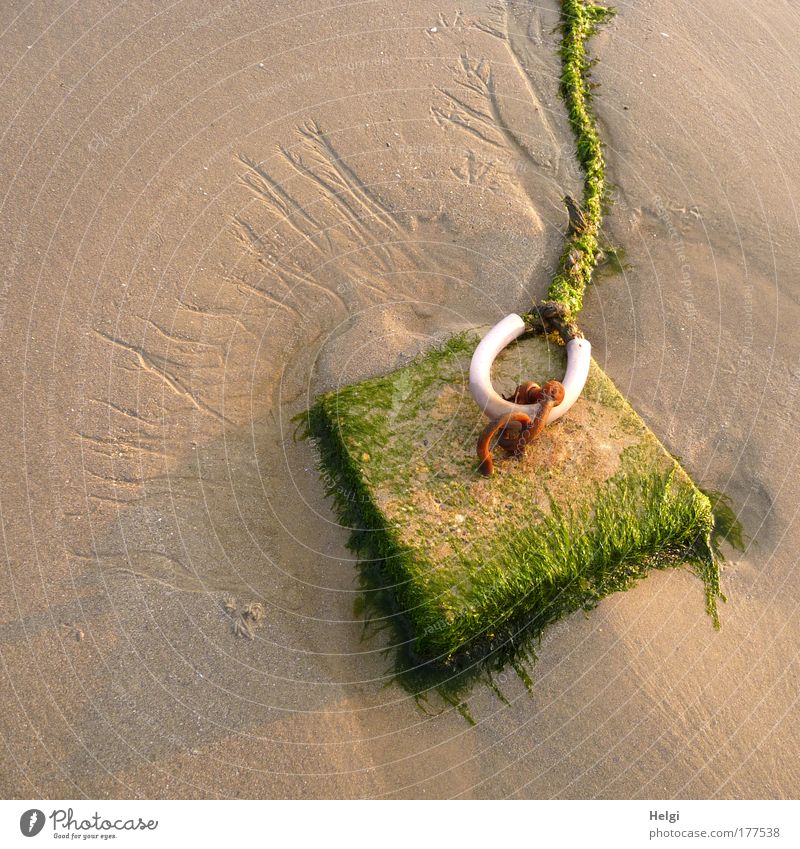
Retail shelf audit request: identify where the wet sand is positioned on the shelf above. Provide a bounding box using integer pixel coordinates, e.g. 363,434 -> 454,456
1,0 -> 799,798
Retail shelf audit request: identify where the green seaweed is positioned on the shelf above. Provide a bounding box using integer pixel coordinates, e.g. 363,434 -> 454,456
704,488 -> 747,553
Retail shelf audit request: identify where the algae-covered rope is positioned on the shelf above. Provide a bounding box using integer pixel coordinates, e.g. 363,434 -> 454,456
523,0 -> 613,343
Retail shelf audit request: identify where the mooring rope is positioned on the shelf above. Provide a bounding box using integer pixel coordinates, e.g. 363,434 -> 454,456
522,0 -> 613,342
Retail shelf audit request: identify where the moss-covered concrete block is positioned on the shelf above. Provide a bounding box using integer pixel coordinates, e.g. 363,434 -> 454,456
306,332 -> 721,675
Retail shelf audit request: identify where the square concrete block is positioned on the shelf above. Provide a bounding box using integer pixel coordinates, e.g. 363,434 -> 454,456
306,331 -> 720,673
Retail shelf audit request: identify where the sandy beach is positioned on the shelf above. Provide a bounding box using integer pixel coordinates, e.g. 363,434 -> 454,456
1,0 -> 799,798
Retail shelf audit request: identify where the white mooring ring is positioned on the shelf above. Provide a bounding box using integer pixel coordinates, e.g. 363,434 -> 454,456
468,313 -> 591,422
